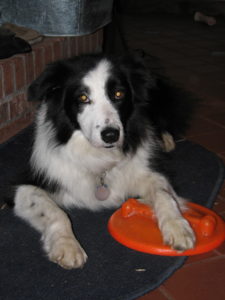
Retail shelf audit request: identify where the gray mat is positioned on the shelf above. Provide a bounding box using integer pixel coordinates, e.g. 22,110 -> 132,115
0,126 -> 224,300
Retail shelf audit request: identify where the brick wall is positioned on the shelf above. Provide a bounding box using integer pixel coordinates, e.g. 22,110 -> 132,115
0,29 -> 103,143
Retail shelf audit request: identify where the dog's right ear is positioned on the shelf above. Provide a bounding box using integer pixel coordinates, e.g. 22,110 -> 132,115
28,62 -> 71,101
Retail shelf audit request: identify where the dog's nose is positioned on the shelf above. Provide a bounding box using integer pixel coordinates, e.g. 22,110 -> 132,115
101,127 -> 120,144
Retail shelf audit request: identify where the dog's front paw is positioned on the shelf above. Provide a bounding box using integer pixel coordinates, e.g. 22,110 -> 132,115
162,218 -> 196,251
45,236 -> 88,269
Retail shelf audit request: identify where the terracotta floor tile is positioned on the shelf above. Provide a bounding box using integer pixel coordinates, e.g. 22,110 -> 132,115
188,127 -> 225,153
218,181 -> 225,198
205,112 -> 225,129
186,116 -> 223,137
165,68 -> 198,87
218,152 -> 225,165
216,240 -> 225,255
138,288 -> 169,300
175,46 -> 210,59
185,250 -> 218,265
198,101 -> 225,118
163,257 -> 225,300
198,87 -> 225,104
213,195 -> 225,214
131,13 -> 225,300
200,97 -> 225,109
220,211 -> 225,220
190,64 -> 222,74
196,70 -> 225,84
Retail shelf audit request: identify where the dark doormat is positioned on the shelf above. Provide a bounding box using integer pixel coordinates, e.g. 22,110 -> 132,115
0,126 -> 224,300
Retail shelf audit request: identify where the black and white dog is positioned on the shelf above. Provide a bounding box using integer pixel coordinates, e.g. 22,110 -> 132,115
12,54 -> 195,269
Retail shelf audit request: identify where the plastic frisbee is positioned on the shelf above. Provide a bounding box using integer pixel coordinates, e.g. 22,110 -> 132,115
108,198 -> 225,256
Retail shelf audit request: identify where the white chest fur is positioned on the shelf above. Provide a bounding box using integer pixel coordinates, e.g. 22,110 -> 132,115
31,113 -> 152,211
31,125 -> 126,209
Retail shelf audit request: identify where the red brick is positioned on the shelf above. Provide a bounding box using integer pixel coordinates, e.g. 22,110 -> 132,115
77,36 -> 86,55
1,60 -> 15,96
33,46 -> 44,78
43,43 -> 54,65
61,37 -> 70,59
0,113 -> 34,143
92,31 -> 99,52
89,30 -> 103,53
0,102 -> 9,124
53,39 -> 63,61
90,32 -> 97,53
70,37 -> 78,56
0,30 -> 104,144
83,35 -> 90,54
97,29 -> 103,51
9,93 -> 27,120
28,100 -> 38,113
24,52 -> 35,85
87,34 -> 92,54
0,66 -> 3,100
12,56 -> 26,90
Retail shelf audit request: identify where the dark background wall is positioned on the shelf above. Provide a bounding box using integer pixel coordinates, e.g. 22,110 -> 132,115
118,0 -> 225,16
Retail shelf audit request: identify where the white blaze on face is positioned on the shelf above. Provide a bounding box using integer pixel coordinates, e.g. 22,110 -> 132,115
77,59 -> 124,148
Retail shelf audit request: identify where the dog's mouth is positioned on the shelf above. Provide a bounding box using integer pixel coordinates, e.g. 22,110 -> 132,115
104,144 -> 115,149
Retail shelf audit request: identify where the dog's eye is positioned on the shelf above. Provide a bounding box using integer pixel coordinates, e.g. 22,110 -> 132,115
114,91 -> 125,100
78,94 -> 89,103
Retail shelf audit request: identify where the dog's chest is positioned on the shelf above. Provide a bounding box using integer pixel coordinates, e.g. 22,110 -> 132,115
49,134 -> 150,209
54,168 -> 118,209
57,153 -> 146,210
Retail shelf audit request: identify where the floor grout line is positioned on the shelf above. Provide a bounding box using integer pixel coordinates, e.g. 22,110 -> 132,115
214,249 -> 224,256
200,116 -> 225,130
159,286 -> 176,300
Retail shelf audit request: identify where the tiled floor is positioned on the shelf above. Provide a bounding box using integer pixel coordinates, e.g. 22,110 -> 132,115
121,13 -> 225,300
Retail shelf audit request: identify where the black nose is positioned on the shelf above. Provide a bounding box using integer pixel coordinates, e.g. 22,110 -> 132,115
101,127 -> 120,144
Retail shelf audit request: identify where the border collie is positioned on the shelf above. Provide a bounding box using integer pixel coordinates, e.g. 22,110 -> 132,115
12,54 -> 195,269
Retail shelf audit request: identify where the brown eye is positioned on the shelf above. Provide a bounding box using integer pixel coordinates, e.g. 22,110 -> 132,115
78,94 -> 89,103
114,91 -> 125,100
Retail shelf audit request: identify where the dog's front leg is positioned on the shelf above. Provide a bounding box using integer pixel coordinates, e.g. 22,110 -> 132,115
14,185 -> 87,269
140,173 -> 196,251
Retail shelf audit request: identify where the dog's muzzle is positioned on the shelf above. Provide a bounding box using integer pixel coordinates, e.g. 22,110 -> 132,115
101,127 -> 120,145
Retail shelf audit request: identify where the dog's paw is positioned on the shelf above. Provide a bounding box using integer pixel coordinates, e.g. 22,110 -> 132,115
46,236 -> 88,269
161,218 -> 196,251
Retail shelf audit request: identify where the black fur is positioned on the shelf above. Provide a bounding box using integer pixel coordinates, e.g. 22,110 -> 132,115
28,53 -> 194,146
7,53 -> 195,207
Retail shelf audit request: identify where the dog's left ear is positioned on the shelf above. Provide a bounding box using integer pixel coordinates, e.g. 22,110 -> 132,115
122,53 -> 156,88
120,53 -> 156,95
28,62 -> 71,102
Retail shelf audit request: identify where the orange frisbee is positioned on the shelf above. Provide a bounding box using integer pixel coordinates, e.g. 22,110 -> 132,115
108,198 -> 225,256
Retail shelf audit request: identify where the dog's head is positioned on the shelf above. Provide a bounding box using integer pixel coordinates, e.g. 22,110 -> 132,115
28,54 -> 155,150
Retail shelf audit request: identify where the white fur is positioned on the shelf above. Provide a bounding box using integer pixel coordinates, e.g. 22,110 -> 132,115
14,59 -> 195,269
78,60 -> 124,148
14,185 -> 87,269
